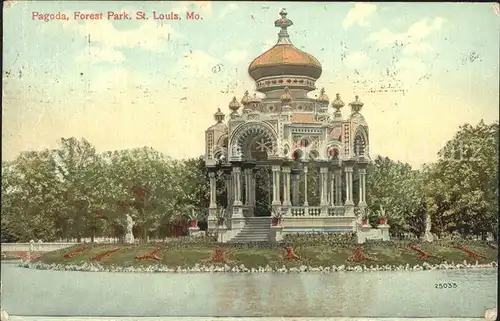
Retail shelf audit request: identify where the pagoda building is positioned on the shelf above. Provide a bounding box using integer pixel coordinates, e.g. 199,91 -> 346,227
204,9 -> 371,242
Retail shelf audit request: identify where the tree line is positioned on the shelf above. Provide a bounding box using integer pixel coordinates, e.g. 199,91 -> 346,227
1,121 -> 497,242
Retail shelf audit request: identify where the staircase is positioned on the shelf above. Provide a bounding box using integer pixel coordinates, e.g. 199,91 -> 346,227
228,217 -> 272,243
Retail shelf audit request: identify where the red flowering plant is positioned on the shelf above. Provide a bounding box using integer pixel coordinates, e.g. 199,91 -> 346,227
91,247 -> 120,261
454,245 -> 486,260
136,247 -> 162,261
347,247 -> 378,262
184,205 -> 199,228
284,247 -> 300,260
203,247 -> 234,264
376,205 -> 388,225
63,247 -> 88,259
408,244 -> 437,260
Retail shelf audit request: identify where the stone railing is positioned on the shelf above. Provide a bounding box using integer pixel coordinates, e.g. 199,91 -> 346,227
1,242 -> 77,253
289,206 -> 346,217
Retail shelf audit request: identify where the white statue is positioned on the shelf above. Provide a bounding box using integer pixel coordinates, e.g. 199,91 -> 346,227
424,213 -> 434,242
125,213 -> 134,244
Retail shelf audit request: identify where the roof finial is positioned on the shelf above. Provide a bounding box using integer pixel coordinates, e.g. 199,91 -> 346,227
349,95 -> 364,114
274,8 -> 293,45
214,108 -> 225,123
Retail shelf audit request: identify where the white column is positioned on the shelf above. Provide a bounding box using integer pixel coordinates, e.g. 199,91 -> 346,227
291,171 -> 299,206
271,165 -> 281,205
320,167 -> 329,206
244,168 -> 251,206
209,172 -> 217,209
282,167 -> 291,206
345,167 -> 354,205
233,166 -> 242,206
359,168 -> 367,205
303,165 -> 309,206
335,169 -> 342,206
329,171 -> 335,206
250,168 -> 256,206
225,172 -> 232,208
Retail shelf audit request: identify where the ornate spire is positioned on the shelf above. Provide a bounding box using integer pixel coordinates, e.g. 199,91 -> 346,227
280,87 -> 293,104
214,108 -> 225,123
317,88 -> 329,103
274,8 -> 293,45
331,93 -> 344,112
349,95 -> 364,113
228,96 -> 241,113
241,90 -> 250,106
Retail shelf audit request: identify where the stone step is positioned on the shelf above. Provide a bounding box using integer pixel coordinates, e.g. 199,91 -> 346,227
226,217 -> 272,243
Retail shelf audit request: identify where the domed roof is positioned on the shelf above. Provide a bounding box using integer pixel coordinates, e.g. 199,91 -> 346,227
248,9 -> 322,81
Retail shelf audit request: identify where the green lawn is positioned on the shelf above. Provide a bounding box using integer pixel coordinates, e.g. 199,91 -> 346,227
35,242 -> 498,269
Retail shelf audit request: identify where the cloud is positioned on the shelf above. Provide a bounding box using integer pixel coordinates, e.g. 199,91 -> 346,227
367,17 -> 446,54
42,9 -> 182,65
219,3 -> 238,18
75,47 -> 126,64
344,51 -> 370,70
224,50 -> 248,64
173,1 -> 212,17
177,50 -> 218,78
343,3 -> 377,29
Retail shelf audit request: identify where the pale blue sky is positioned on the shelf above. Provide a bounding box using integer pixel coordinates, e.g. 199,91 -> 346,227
3,1 -> 499,168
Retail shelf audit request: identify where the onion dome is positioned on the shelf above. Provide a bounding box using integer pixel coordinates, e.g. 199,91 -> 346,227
280,87 -> 293,104
331,93 -> 344,112
248,9 -> 322,92
241,90 -> 251,106
214,108 -> 225,123
228,97 -> 241,113
349,95 -> 364,113
317,88 -> 329,103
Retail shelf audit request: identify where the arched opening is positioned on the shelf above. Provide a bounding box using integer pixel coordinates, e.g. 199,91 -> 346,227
328,147 -> 340,160
248,136 -> 271,161
230,122 -> 278,161
309,150 -> 319,160
292,149 -> 303,161
299,138 -> 310,148
354,133 -> 366,157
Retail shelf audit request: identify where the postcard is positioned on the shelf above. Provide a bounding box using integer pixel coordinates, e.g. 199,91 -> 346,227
1,1 -> 498,321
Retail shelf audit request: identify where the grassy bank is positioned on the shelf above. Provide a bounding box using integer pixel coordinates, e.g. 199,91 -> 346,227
34,241 -> 498,269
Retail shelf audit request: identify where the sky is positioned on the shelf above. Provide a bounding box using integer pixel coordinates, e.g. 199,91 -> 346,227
2,1 -> 499,168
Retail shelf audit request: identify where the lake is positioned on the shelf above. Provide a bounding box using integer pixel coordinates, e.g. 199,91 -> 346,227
0,263 -> 496,318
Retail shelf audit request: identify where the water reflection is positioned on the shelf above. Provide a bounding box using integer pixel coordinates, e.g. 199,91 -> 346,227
1,264 -> 497,318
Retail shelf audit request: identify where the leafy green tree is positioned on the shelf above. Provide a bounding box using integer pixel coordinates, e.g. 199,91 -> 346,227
366,156 -> 426,237
425,120 -> 499,239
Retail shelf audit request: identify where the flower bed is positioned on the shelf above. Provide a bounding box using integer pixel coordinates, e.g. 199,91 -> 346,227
203,248 -> 234,264
454,245 -> 487,260
284,247 -> 300,260
63,247 -> 88,259
408,245 -> 437,259
347,247 -> 378,262
18,260 -> 498,274
90,247 -> 120,261
136,248 -> 162,261
5,251 -> 43,260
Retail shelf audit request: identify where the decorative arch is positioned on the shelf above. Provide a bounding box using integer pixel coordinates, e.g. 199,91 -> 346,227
326,141 -> 342,160
217,134 -> 228,148
353,126 -> 369,157
213,146 -> 228,162
229,122 -> 279,160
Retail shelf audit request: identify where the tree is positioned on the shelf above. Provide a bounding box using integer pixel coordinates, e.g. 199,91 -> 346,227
366,156 -> 426,237
425,121 -> 499,239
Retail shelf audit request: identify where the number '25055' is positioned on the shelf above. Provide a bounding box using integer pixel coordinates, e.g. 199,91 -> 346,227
435,283 -> 457,289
